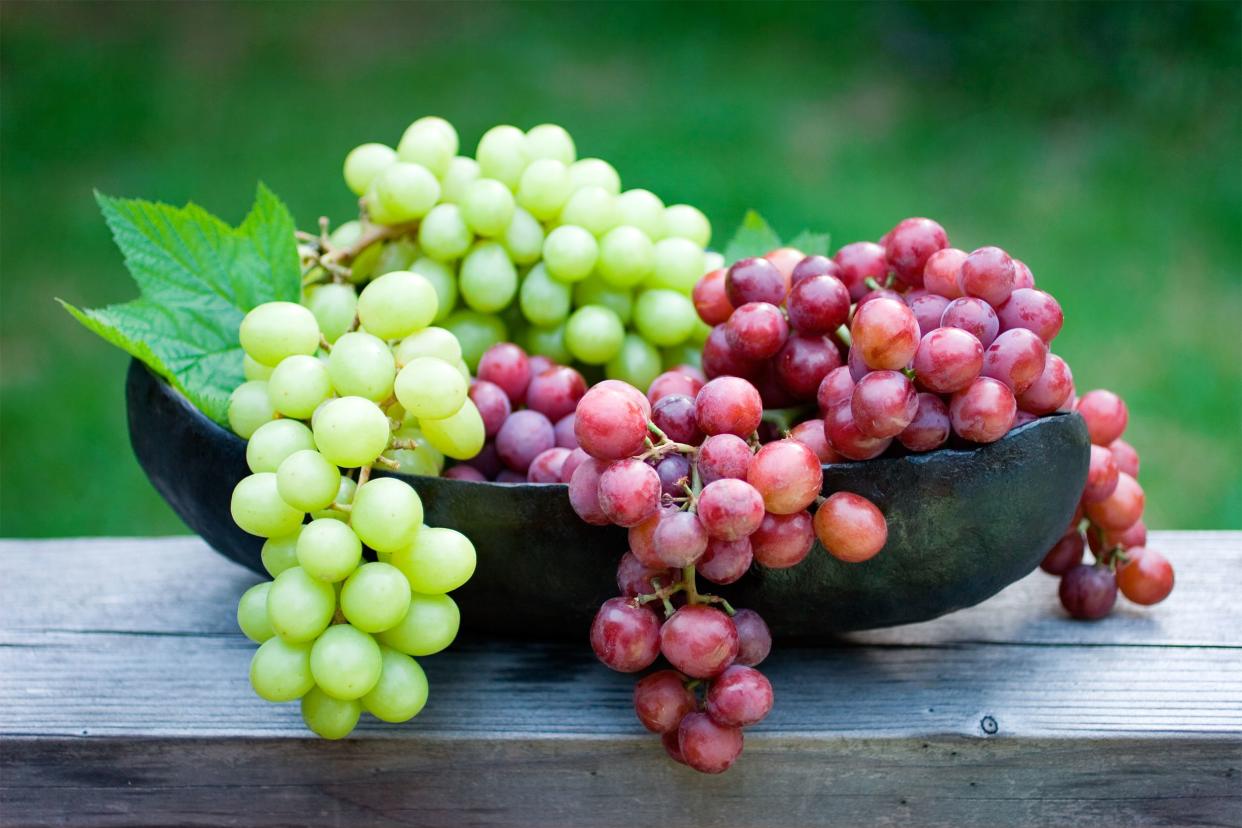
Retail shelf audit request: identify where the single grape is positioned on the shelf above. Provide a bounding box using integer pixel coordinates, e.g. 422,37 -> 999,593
351,477 -> 423,554
614,189 -> 665,239
908,293 -> 951,338
922,247 -> 967,299
695,377 -> 763,438
500,206 -> 546,267
439,155 -> 481,204
790,254 -> 842,286
823,402 -> 892,461
475,124 -> 528,188
477,342 -> 531,404
1012,259 -> 1036,288
677,712 -> 743,775
981,328 -> 1048,395
700,324 -> 759,381
655,453 -> 692,500
663,204 -> 711,246
266,566 -> 335,643
696,536 -> 754,585
789,418 -> 841,463
569,457 -> 611,525
884,217 -> 948,287
1095,518 -> 1148,552
833,241 -> 888,301
310,623 -> 383,700
1083,444 -> 1121,503
596,225 -> 655,288
261,530 -> 302,577
396,118 -> 454,176
651,393 -> 703,446
568,157 -> 621,194
1116,548 -> 1174,605
634,670 -> 696,734
1059,564 -> 1117,620
523,123 -> 575,164
231,473 -> 305,538
237,581 -> 275,643
301,686 -> 361,740
243,353 -> 274,381
605,334 -> 664,391
418,203 -> 473,261
443,464 -> 487,482
725,257 -> 786,306
706,664 -> 773,728
731,608 -> 772,666
361,646 -> 429,723
527,446 -> 571,483
341,562 -> 412,633
517,158 -> 572,221
697,479 -> 765,541
634,289 -> 697,347
296,518 -> 362,582
249,637 -> 314,702
696,434 -> 753,484
787,274 -> 850,335
240,302 -> 320,367
394,356 -> 468,421
1076,389 -> 1129,446
461,178 -> 516,237
747,439 -> 823,515
648,237 -> 705,293
627,507 -> 670,568
940,297 -> 1000,348
228,381 -> 277,439
246,419 -> 316,474
526,365 -> 587,421
377,592 -> 460,656
369,162 -> 440,224
543,224 -> 599,283
1084,472 -> 1144,531
652,510 -> 710,567
276,449 -> 341,512
456,242 -> 517,314
725,302 -> 789,361
1016,353 -> 1074,415
553,413 -> 578,449
897,392 -> 951,452
496,409 -> 557,473
851,297 -> 920,371
327,331 -> 396,402
559,185 -> 618,236
949,377 -> 1017,443
598,458 -> 662,527
1041,530 -> 1085,575
692,268 -> 733,326
565,305 -> 625,365
850,370 -> 918,439
660,604 -> 738,678
419,397 -> 486,460
391,526 -> 477,593
304,283 -> 358,345
958,246 -> 1016,307
343,142 -> 397,196
997,288 -> 1063,343
590,597 -> 661,672
1110,438 -> 1140,478
649,370 -> 704,404
815,491 -> 887,563
574,384 -> 649,461
817,365 -> 856,412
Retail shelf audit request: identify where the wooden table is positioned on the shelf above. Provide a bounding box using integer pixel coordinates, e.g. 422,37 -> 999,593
1,533 -> 1239,827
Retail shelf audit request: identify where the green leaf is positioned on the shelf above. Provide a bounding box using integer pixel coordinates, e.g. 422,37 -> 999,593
787,229 -> 831,257
59,183 -> 300,425
723,210 -> 782,262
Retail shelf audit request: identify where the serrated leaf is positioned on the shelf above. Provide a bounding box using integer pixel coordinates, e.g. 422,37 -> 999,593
60,183 -> 301,425
723,210 -> 782,262
787,229 -> 831,257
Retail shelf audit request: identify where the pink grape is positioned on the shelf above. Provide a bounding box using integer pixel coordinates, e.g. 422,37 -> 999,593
1012,259 -> 1035,289
527,447 -> 571,483
1116,547 -> 1174,605
747,439 -> 823,515
598,458 -> 662,527
775,334 -> 841,399
553,413 -> 578,449
1088,519 -> 1148,556
693,268 -> 733,326
940,297 -> 1000,347
1016,354 -> 1073,415
662,731 -> 687,765
1059,564 -> 1117,620
594,379 -> 652,419
696,537 -> 754,585
697,434 -> 754,484
817,366 -> 856,412
922,247 -> 967,299
678,712 -> 744,775
674,364 -> 706,384
655,454 -> 692,499
528,354 -> 553,376
559,447 -> 590,483
568,457 -> 611,525
764,247 -> 803,286
884,217 -> 948,287
1011,410 -> 1038,429
660,604 -> 739,678
1083,444 -> 1120,503
469,379 -> 512,438
824,401 -> 892,460
898,392 -> 951,452
949,377 -> 1016,443
464,441 -> 502,478
750,510 -> 815,568
575,385 -> 650,461
701,324 -> 759,382
651,394 -> 704,445
814,491 -> 887,563
1084,472 -> 1144,531
616,551 -> 674,598
633,670 -> 696,734
706,664 -> 773,728
789,418 -> 841,463
725,302 -> 789,361
652,509 -> 709,567
958,246 -> 1016,306
526,365 -> 587,421
1076,389 -> 1129,446
981,328 -> 1048,395
496,409 -> 555,472
912,327 -> 984,394
1110,438 -> 1140,478
695,377 -> 763,438
790,254 -> 843,286
495,469 -> 526,484
855,286 -> 904,311
850,370 -> 918,439
850,297 -> 920,371
648,370 -> 703,404
443,464 -> 487,482
477,342 -> 531,405
731,609 -> 772,666
908,292 -> 951,337
1041,530 -> 1085,575
725,257 -> 786,306
590,597 -> 661,672
754,362 -> 800,410
697,479 -> 766,541
787,274 -> 850,335
997,288 -> 1063,343
833,241 -> 888,300
628,509 -> 670,569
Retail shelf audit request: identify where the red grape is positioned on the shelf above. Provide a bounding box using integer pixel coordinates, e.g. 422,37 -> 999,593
997,288 -> 1063,343
850,297 -> 920,371
898,392 -> 951,452
528,354 -> 554,377
595,379 -> 652,418
590,597 -> 661,672
731,609 -> 772,666
1084,472 -> 1144,531
909,292 -> 951,337
750,510 -> 815,568
789,418 -> 841,463
553,413 -> 578,449
814,491 -> 887,563
693,268 -> 733,326
697,433 -> 754,484
527,446 -> 571,483
726,256 -> 786,306
660,604 -> 739,678
922,247 -> 967,299
775,334 -> 841,399
651,393 -> 704,446
526,365 -> 587,421
443,464 -> 487,482
791,254 -> 843,286
817,365 -> 856,412
559,447 -> 591,483
616,551 -> 674,598
701,324 -> 759,381
464,441 -> 503,478
764,247 -> 804,285
598,458 -> 662,527
1041,530 -> 1085,575
787,274 -> 850,335
725,302 -> 789,361
662,730 -> 687,765
958,246 -> 1016,307
706,664 -> 773,728
1059,564 -> 1117,620
697,478 -> 766,541
981,328 -> 1048,395
940,297 -> 1000,347
846,344 -> 871,381
673,363 -> 707,384
949,377 -> 1016,443
495,469 -> 526,484
747,439 -> 823,515
1116,548 -> 1174,605
913,327 -> 984,394
1108,518 -> 1148,550
648,370 -> 704,404
1109,438 -> 1140,478
697,536 -> 754,585
678,712 -> 744,775
850,370 -> 918,439
695,377 -> 763,438
656,453 -> 692,499
575,385 -> 649,461
1012,259 -> 1035,289
652,509 -> 710,567
628,509 -> 670,568
1076,390 -> 1129,446
885,217 -> 948,287
855,286 -> 904,311
496,409 -> 555,473
823,401 -> 893,460
1016,354 -> 1074,415
833,241 -> 888,300
1083,444 -> 1120,503
477,342 -> 531,406
469,379 -> 512,438
634,670 -> 696,734
568,457 -> 610,525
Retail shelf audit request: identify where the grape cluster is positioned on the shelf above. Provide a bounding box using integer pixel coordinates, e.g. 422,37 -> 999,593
228,296 -> 479,738
1040,389 -> 1174,619
566,372 -> 887,772
338,117 -> 718,386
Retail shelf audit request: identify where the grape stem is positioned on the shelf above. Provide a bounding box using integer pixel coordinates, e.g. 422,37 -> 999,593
318,334 -> 333,353
356,466 -> 372,487
374,455 -> 400,470
389,437 -> 420,451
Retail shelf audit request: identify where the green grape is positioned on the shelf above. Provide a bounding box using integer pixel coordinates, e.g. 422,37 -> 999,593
341,562 -> 412,633
361,646 -> 429,723
459,242 -> 518,313
267,355 -> 332,420
243,353 -> 273,381
357,270 -> 439,340
304,283 -> 358,344
646,237 -> 706,294
382,446 -> 441,477
688,316 -> 712,344
418,204 -> 473,261
392,423 -> 446,472
310,624 -> 383,701
634,289 -> 696,347
343,142 -> 397,197
519,263 -> 572,327
228,381 -> 277,439
300,686 -> 361,740
565,305 -> 625,365
373,237 -> 419,275
249,637 -> 314,702
439,156 -> 481,204
310,477 -> 356,522
296,518 -> 362,581
326,331 -> 395,402
661,341 -> 703,372
606,333 -> 663,390
568,157 -> 621,194
261,530 -> 302,577
475,124 -> 528,189
410,257 -> 457,322
312,396 -> 391,468
615,189 -> 665,240
521,322 -> 572,364
237,581 -> 275,643
246,419 -> 316,474
461,178 -> 516,238
369,162 -> 441,224
516,158 -> 572,221
542,225 -> 598,283
703,250 -> 725,273
240,302 -> 320,367
231,473 -> 305,538
329,221 -> 382,284
573,277 -> 633,325
391,526 -> 476,594
276,449 -> 341,512
524,123 -> 576,163
443,310 -> 507,371
663,204 -> 712,247
396,119 -> 454,177
395,356 -> 468,419
418,398 -> 485,460
501,206 -> 545,266
266,566 -> 336,643
405,115 -> 459,157
351,477 -> 423,554
559,186 -> 617,236
597,225 -> 655,288
395,326 -> 462,366
377,593 -> 460,656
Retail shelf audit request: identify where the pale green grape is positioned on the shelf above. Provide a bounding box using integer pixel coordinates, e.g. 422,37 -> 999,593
615,189 -> 665,240
261,530 -> 302,577
393,422 -> 446,473
240,302 -> 320,367
573,277 -> 633,325
518,263 -> 572,327
370,162 -> 441,224
703,250 -> 725,272
559,186 -> 617,236
565,305 -> 625,365
606,333 -> 663,390
663,204 -> 712,246
395,357 -> 468,419
501,206 -> 545,266
634,289 -> 696,347
267,355 -> 332,420
382,446 -> 442,477
249,637 -> 314,702
522,322 -> 572,364
373,237 -> 419,275
245,419 -> 315,474
688,316 -> 712,344
661,342 -> 703,372
439,156 -> 481,204
351,477 -> 423,554
569,157 -> 621,194
310,624 -> 382,700
410,257 -> 457,322
475,124 -> 528,189
396,119 -> 454,177
405,115 -> 459,157
310,476 -> 356,522
418,204 -> 473,261
300,686 -> 361,740
243,354 -> 273,381
237,581 -> 275,643
418,398 -> 485,460
304,283 -> 358,344
357,270 -> 439,340
461,178 -> 516,237
361,646 -> 428,723
391,526 -> 477,594
377,593 -> 460,656
523,123 -> 576,164
542,225 -> 598,283
517,159 -> 572,221
341,562 -> 412,633
443,310 -> 507,371
458,242 -> 518,313
646,237 -> 706,294
326,331 -> 395,402
597,225 -> 655,288
343,143 -> 397,196
266,566 -> 335,643
228,381 -> 277,439
329,221 -> 382,283
231,473 -> 305,538
312,396 -> 391,468
276,450 -> 341,512
394,326 -> 462,366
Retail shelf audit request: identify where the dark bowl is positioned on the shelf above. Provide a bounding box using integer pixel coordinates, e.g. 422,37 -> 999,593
126,359 -> 1089,640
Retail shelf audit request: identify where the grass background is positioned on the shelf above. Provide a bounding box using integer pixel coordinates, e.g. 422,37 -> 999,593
1,1 -> 1239,535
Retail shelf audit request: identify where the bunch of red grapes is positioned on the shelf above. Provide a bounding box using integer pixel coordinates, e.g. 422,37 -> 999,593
567,372 -> 887,773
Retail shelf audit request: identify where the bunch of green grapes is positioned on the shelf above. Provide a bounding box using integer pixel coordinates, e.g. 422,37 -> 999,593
227,290 -> 481,739
336,117 -> 722,391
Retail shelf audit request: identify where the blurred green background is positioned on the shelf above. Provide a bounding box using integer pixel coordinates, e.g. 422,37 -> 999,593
2,1 -> 1239,535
